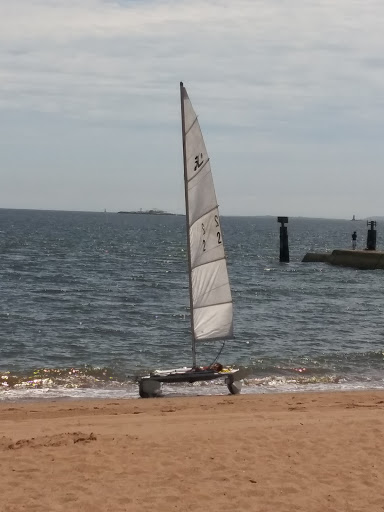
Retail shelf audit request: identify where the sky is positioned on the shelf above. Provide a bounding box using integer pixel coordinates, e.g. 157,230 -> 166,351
1,0 -> 384,219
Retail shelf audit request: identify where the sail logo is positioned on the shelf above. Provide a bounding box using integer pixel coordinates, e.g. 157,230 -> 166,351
194,153 -> 204,171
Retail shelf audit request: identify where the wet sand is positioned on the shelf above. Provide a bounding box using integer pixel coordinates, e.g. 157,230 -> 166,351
1,390 -> 384,512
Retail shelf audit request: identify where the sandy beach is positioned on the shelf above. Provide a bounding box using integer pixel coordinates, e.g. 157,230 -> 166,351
1,390 -> 384,512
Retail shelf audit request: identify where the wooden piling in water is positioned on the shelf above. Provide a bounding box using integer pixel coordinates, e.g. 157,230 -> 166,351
277,216 -> 289,263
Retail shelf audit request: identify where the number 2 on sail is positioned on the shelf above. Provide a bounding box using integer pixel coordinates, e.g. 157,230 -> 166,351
214,215 -> 222,245
201,223 -> 206,251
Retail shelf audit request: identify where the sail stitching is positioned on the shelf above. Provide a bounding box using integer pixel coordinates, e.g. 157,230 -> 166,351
190,206 -> 220,227
195,334 -> 233,341
187,158 -> 210,183
185,115 -> 198,137
194,281 -> 232,300
194,301 -> 233,311
192,256 -> 227,270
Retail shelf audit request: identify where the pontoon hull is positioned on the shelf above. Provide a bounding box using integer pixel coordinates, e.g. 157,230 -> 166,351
138,369 -> 242,398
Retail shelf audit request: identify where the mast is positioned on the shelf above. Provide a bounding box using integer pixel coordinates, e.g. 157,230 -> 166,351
180,82 -> 197,367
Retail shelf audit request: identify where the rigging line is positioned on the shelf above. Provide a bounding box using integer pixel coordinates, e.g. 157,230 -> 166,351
211,341 -> 226,366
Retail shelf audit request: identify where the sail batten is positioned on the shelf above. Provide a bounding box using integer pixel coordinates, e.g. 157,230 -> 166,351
180,83 -> 233,345
187,158 -> 210,183
185,115 -> 199,136
194,300 -> 233,310
192,255 -> 227,271
189,204 -> 217,224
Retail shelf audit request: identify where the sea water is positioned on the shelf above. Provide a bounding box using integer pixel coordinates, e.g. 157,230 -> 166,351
0,209 -> 383,401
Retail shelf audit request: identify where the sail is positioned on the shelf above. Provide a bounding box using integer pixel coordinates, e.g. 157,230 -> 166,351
181,83 -> 233,342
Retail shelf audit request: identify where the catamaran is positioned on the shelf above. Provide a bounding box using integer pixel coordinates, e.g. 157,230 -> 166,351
138,83 -> 242,398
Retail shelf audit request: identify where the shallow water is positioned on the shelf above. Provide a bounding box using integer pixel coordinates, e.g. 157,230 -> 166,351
0,209 -> 383,400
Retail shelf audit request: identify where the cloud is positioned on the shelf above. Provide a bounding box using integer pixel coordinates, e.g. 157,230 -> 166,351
1,0 -> 384,216
2,0 -> 383,124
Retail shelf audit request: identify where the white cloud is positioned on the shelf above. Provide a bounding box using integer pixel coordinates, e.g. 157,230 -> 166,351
1,5 -> 382,101
2,0 -> 383,121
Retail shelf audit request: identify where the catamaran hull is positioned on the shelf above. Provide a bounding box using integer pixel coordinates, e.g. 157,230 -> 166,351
225,373 -> 242,395
138,378 -> 162,398
138,369 -> 242,398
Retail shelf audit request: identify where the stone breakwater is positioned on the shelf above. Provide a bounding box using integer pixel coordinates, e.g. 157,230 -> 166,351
302,249 -> 384,269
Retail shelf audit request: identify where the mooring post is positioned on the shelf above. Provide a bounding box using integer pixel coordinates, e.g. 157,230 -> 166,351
277,216 -> 289,262
366,220 -> 377,251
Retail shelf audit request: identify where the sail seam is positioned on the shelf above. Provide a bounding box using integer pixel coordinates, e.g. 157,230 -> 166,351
195,335 -> 233,341
185,116 -> 198,137
194,301 -> 233,311
187,158 -> 210,183
194,281 -> 231,300
190,206 -> 220,228
192,256 -> 227,270
193,280 -> 232,306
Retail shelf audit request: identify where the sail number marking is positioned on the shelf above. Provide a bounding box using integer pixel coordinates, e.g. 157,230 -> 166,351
202,223 -> 206,251
215,215 -> 222,244
194,153 -> 204,171
201,218 -> 222,252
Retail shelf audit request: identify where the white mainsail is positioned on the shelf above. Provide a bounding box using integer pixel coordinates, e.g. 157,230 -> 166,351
180,82 -> 233,356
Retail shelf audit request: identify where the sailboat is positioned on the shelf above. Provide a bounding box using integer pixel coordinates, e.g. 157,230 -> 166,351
138,83 -> 242,398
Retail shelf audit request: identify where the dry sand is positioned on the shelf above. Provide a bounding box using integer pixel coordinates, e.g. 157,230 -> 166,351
1,391 -> 384,512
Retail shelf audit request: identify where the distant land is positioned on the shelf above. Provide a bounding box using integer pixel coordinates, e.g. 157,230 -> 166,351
351,216 -> 383,222
351,214 -> 384,222
117,208 -> 181,216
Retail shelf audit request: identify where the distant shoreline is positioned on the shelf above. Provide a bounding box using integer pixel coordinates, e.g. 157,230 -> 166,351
117,209 -> 181,216
0,208 -> 379,220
